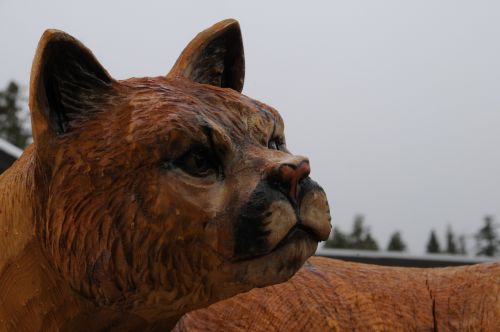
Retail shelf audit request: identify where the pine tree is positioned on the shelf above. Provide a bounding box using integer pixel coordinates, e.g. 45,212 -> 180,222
426,230 -> 440,254
0,81 -> 30,148
475,215 -> 499,257
324,227 -> 349,249
458,235 -> 467,255
348,215 -> 379,251
362,231 -> 379,251
350,215 -> 365,246
323,215 -> 379,251
387,231 -> 407,252
445,226 -> 458,254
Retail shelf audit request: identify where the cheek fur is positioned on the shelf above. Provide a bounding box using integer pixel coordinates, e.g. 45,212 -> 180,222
264,201 -> 297,249
299,190 -> 332,241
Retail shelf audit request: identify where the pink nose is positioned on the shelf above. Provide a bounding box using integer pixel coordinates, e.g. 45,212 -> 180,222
273,160 -> 311,202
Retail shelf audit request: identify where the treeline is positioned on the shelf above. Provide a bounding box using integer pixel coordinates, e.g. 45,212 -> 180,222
324,214 -> 500,257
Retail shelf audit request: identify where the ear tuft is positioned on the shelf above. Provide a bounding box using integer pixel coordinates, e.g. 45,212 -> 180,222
30,29 -> 114,140
167,19 -> 245,92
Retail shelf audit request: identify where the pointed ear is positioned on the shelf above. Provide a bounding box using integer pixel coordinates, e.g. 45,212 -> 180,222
167,19 -> 245,92
29,29 -> 114,143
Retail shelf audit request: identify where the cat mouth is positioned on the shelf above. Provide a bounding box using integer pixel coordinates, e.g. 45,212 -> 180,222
274,222 -> 320,250
233,180 -> 331,262
233,222 -> 318,262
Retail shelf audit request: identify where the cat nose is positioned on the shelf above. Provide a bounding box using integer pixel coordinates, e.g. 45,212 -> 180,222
269,158 -> 311,203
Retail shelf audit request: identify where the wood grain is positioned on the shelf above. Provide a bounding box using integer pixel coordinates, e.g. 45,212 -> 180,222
176,256 -> 500,331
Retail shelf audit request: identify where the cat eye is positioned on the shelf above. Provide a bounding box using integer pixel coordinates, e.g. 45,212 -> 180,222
174,147 -> 220,178
268,138 -> 285,151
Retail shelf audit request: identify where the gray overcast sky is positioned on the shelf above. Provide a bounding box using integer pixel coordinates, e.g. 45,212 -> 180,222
1,0 -> 499,253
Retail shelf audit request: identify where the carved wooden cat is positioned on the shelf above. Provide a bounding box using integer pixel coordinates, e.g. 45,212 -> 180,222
1,19 -> 498,332
0,19 -> 331,331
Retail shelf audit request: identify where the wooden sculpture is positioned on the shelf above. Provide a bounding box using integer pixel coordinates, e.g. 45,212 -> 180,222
175,257 -> 500,331
0,19 -> 331,331
0,19 -> 498,332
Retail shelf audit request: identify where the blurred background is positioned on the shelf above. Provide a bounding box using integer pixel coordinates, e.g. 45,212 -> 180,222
1,0 -> 499,263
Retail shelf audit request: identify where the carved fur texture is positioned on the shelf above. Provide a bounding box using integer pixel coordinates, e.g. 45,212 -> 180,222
0,19 -> 331,331
176,257 -> 500,331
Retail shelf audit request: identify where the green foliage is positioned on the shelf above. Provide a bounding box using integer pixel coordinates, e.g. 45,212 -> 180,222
426,230 -> 441,254
360,232 -> 379,251
475,215 -> 499,257
324,215 -> 379,251
0,81 -> 31,148
323,213 -> 500,257
445,226 -> 458,254
387,231 -> 407,252
324,227 -> 349,249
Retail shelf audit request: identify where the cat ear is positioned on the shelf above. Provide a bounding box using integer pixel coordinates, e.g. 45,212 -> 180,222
29,29 -> 114,143
167,19 -> 245,92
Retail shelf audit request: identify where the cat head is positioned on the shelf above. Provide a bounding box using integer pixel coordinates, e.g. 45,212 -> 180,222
29,19 -> 331,320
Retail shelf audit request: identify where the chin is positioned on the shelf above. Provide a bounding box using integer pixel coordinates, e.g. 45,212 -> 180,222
201,225 -> 320,310
232,231 -> 318,290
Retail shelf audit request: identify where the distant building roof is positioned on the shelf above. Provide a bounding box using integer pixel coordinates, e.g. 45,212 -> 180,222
0,138 -> 23,173
316,247 -> 499,268
0,138 -> 22,158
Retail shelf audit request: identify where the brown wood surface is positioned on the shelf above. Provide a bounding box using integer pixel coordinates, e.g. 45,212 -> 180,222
0,19 -> 332,331
176,256 -> 500,331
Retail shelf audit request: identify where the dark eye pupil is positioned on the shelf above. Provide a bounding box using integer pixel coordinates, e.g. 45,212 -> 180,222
193,154 -> 207,170
174,148 -> 218,178
268,139 -> 279,150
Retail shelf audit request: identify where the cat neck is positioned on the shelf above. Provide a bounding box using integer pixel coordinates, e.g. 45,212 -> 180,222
0,145 -> 37,268
0,146 -> 83,330
0,146 -> 181,331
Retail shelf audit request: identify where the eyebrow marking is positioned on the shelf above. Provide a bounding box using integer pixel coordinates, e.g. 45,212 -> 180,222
201,123 -> 215,147
200,121 -> 226,179
250,100 -> 276,123
270,118 -> 277,141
